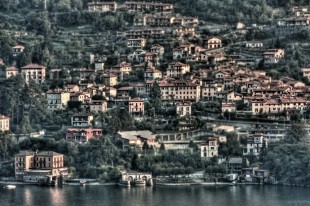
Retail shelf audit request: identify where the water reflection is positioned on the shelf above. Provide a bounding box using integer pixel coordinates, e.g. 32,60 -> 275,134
2,184 -> 310,206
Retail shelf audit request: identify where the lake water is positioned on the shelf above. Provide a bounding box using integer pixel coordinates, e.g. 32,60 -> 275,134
1,184 -> 310,206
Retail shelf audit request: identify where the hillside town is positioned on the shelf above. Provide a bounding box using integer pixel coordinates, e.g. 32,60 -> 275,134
1,1 -> 310,186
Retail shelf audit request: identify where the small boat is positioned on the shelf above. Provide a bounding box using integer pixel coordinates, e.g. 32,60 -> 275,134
229,181 -> 237,186
80,181 -> 86,186
4,185 -> 16,189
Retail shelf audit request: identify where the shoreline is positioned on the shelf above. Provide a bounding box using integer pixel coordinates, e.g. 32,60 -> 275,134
1,180 -> 309,188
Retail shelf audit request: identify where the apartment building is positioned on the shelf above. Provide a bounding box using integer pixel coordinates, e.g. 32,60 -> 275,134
21,64 -> 46,84
166,62 -> 190,78
88,1 -> 117,12
46,90 -> 71,111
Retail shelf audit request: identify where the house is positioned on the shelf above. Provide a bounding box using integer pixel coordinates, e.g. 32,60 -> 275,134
173,16 -> 199,27
134,83 -> 147,96
207,37 -> 222,49
0,58 -> 4,65
95,61 -> 105,70
46,90 -> 71,111
222,102 -> 236,113
90,100 -> 107,113
112,62 -> 132,75
251,97 -> 307,115
71,113 -> 94,127
21,64 -> 46,84
129,98 -> 144,116
226,91 -> 243,102
65,84 -> 80,92
173,26 -> 195,37
48,69 -> 61,80
5,66 -> 19,79
114,130 -> 158,149
126,28 -> 165,39
127,38 -> 147,49
150,45 -> 165,57
66,128 -> 102,143
243,134 -> 267,156
102,72 -> 118,86
263,49 -> 285,64
228,157 -> 249,171
144,67 -> 162,81
133,14 -> 175,27
158,80 -> 201,102
88,1 -> 117,12
15,151 -> 68,184
125,1 -> 173,12
0,115 -> 10,132
166,62 -> 190,78
105,86 -> 117,98
245,41 -> 263,48
302,68 -> 310,80
286,80 -> 305,88
199,138 -> 218,158
176,102 -> 192,116
117,86 -> 134,99
12,45 -> 25,57
70,92 -> 89,103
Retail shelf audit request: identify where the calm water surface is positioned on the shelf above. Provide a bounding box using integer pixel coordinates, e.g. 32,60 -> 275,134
1,184 -> 310,206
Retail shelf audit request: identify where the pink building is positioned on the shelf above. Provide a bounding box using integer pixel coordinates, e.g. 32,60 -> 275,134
66,128 -> 103,143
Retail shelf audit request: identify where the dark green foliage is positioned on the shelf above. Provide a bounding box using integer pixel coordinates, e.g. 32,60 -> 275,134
0,76 -> 49,133
264,124 -> 310,184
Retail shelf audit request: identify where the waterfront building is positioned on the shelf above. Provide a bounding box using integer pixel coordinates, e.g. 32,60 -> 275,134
15,151 -> 68,184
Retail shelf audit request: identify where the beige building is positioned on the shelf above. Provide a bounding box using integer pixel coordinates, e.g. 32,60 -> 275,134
222,102 -> 236,113
115,130 -> 158,149
158,80 -> 201,102
112,62 -> 132,75
144,68 -> 162,81
103,72 -> 118,86
251,97 -> 307,115
264,49 -> 285,64
127,38 -> 147,49
173,27 -> 195,37
176,102 -> 192,116
166,62 -> 190,78
5,66 -> 19,79
126,28 -> 165,39
21,64 -> 46,84
15,151 -> 68,184
88,1 -> 117,12
90,100 -> 107,113
200,138 -> 218,158
125,1 -> 173,12
46,90 -> 70,111
207,37 -> 222,49
0,115 -> 10,132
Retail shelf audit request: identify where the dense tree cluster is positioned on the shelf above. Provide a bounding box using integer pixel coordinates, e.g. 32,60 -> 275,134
0,76 -> 50,133
264,124 -> 310,185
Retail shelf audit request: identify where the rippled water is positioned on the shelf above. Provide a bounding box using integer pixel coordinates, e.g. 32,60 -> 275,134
1,184 -> 310,206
